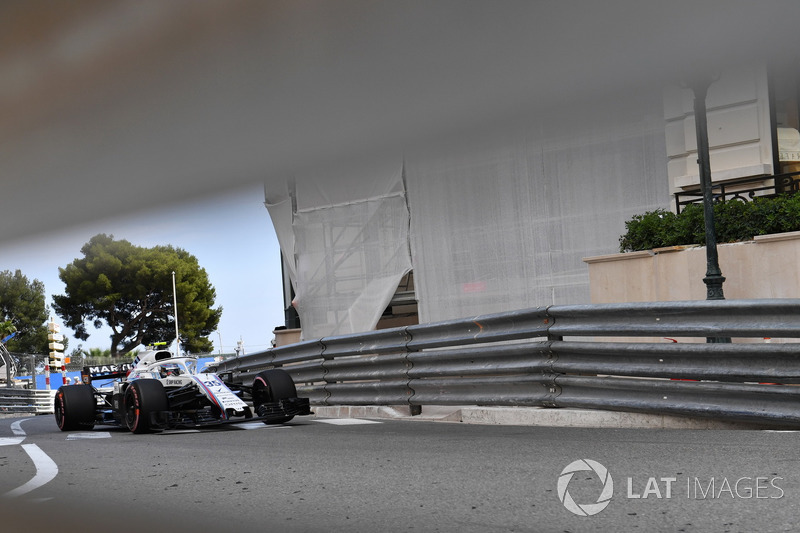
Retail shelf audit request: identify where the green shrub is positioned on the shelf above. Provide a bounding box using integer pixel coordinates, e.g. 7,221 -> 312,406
619,194 -> 800,252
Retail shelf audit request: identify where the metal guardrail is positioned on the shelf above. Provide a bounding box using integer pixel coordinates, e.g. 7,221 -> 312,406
211,299 -> 800,427
0,389 -> 54,414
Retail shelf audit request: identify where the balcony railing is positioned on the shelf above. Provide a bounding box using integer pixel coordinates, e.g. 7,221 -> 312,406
674,171 -> 800,214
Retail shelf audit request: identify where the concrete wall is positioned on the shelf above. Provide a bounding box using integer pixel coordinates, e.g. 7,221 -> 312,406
583,231 -> 800,342
584,230 -> 800,302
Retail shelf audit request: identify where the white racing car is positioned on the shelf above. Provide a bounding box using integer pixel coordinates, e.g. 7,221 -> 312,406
54,349 -> 311,433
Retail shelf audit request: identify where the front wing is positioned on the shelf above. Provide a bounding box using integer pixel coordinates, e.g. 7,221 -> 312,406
139,397 -> 312,430
89,390 -> 311,430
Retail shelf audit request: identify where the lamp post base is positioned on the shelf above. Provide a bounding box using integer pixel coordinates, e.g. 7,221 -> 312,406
703,274 -> 731,343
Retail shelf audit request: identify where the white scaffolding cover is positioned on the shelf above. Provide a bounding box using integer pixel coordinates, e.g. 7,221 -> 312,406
405,100 -> 669,323
267,94 -> 669,336
266,157 -> 411,340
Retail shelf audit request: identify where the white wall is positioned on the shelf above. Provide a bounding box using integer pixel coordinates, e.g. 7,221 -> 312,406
663,65 -> 775,190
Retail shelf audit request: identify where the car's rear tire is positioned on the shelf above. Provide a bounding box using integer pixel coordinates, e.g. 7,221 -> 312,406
124,380 -> 168,434
253,369 -> 297,424
54,385 -> 96,431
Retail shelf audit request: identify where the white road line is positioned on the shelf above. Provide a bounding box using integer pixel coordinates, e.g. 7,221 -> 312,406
3,444 -> 59,498
1,418 -> 30,446
238,422 -> 291,430
10,418 -> 31,437
161,423 -> 291,433
312,418 -> 383,425
66,432 -> 111,440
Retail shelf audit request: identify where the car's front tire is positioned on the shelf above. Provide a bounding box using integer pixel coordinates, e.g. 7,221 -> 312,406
124,380 -> 168,434
252,369 -> 297,424
54,385 -> 96,431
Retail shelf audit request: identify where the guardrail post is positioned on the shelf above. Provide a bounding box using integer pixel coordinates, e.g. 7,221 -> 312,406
544,314 -> 561,342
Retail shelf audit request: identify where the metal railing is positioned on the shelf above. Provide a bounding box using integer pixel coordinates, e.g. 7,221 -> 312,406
0,343 -> 16,387
211,299 -> 800,427
674,171 -> 800,213
0,389 -> 54,415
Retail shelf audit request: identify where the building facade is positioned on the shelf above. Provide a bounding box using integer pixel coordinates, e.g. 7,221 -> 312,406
270,60 -> 800,341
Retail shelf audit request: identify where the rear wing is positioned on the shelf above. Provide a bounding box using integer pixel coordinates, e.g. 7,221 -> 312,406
81,363 -> 132,384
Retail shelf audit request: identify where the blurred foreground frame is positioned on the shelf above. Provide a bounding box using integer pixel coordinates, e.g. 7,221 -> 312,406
1,0 -> 799,243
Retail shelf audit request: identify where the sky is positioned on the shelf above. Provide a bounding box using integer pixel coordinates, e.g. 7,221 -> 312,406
0,182 -> 285,356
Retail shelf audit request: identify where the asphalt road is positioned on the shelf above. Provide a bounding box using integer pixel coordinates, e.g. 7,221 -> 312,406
1,414 -> 798,533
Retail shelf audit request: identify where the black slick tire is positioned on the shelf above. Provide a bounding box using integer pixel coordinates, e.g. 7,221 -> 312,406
54,385 -> 96,431
252,369 -> 297,424
124,380 -> 168,434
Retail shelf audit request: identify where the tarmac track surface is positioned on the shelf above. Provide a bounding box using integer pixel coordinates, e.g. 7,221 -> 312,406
0,414 -> 798,533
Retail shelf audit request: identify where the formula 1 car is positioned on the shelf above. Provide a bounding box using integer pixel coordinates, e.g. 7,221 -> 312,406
54,348 -> 311,433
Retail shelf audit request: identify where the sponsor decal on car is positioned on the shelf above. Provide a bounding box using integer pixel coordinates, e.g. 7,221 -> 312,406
191,374 -> 249,416
88,363 -> 132,374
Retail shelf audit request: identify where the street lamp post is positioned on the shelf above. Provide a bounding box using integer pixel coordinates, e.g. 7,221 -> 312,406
691,78 -> 730,343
